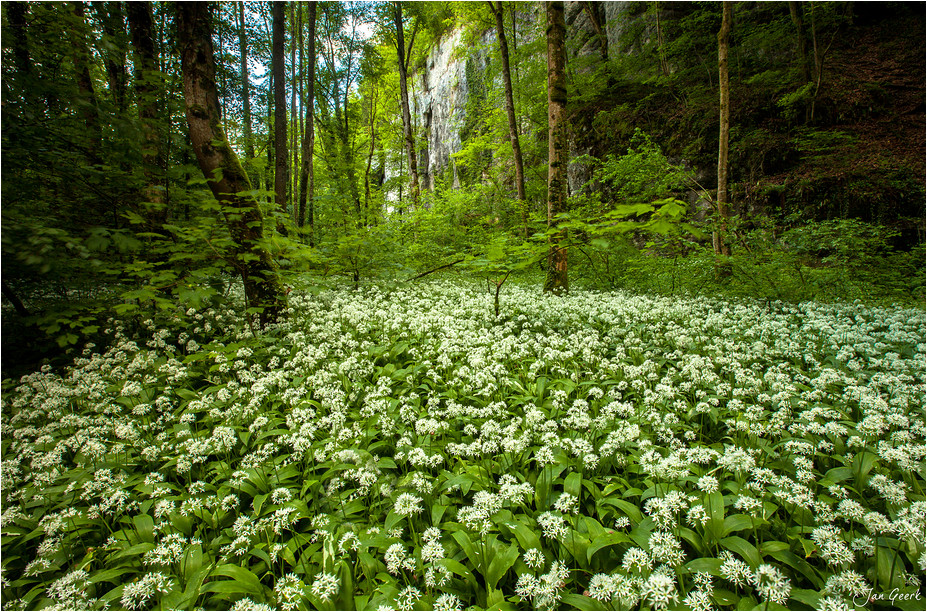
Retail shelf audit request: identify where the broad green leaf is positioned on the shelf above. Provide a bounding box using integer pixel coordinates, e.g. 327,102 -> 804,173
720,536 -> 761,568
486,542 -> 518,590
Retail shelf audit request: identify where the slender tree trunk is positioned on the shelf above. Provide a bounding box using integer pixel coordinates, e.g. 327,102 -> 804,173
714,1 -> 732,257
788,1 -> 811,82
364,83 -> 378,226
394,2 -> 420,210
267,75 -> 274,197
297,4 -> 304,185
297,3 -> 316,246
654,1 -> 669,76
544,0 -> 568,294
176,2 -> 286,326
71,2 -> 102,164
581,1 -> 608,61
7,3 -> 31,77
237,2 -> 255,161
289,2 -> 298,218
1,281 -> 30,317
127,2 -> 166,229
95,2 -> 129,112
272,1 -> 288,217
488,1 -> 526,207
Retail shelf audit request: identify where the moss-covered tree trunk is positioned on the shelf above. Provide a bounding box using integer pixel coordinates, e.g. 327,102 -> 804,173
714,2 -> 732,257
272,2 -> 288,218
544,0 -> 569,295
127,2 -> 166,230
176,2 -> 286,326
394,2 -> 420,210
297,2 -> 316,244
71,2 -> 101,164
237,2 -> 255,162
488,1 -> 526,207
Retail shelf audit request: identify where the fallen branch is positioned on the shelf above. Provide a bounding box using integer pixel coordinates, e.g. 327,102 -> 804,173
405,258 -> 466,282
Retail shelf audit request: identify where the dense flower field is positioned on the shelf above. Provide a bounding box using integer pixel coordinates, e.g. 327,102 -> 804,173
2,282 -> 925,611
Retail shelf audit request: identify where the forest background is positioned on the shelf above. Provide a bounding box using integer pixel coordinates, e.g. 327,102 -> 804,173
1,1 -> 924,377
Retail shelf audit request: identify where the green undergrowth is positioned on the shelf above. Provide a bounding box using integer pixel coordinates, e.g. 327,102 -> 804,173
2,282 -> 925,610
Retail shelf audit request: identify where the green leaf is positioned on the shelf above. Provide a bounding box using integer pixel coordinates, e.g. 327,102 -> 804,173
705,492 -> 725,542
132,514 -> 155,543
720,536 -> 761,568
765,549 -> 823,589
209,564 -> 264,596
560,594 -> 609,611
443,558 -> 479,592
789,589 -> 821,609
721,514 -> 757,537
486,542 -> 518,590
685,557 -> 723,576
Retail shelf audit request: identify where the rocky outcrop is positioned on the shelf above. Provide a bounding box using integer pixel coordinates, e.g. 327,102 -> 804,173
404,2 -> 661,196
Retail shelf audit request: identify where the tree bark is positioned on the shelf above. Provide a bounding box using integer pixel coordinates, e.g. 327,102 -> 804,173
394,2 -> 420,210
71,2 -> 102,164
581,1 -> 608,61
237,1 -> 255,161
488,1 -> 526,208
298,2 -> 316,245
272,1 -> 288,217
289,2 -> 298,217
95,2 -> 129,112
544,0 -> 568,294
176,2 -> 286,326
714,1 -> 732,257
364,83 -> 378,226
7,2 -> 31,77
788,1 -> 811,83
127,1 -> 166,228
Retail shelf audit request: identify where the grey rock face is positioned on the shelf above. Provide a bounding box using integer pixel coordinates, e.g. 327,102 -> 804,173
401,2 -> 654,196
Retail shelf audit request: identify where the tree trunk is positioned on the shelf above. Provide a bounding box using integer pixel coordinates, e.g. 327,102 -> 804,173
394,2 -> 420,210
71,2 -> 102,164
488,1 -> 526,207
364,83 -> 378,226
297,3 -> 316,245
544,0 -> 568,295
289,2 -> 298,218
127,1 -> 166,229
272,1 -> 288,217
7,2 -> 31,77
581,1 -> 608,61
714,1 -> 732,257
788,1 -> 811,83
176,2 -> 286,327
95,2 -> 129,112
237,1 -> 255,161
266,75 -> 274,196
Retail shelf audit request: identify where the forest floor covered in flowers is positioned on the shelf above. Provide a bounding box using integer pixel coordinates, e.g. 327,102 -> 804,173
1,281 -> 925,611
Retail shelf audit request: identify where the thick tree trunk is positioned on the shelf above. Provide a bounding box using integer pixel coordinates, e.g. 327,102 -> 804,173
272,1 -> 288,217
176,2 -> 286,326
544,0 -> 568,295
297,3 -> 316,245
237,2 -> 255,161
488,1 -> 526,207
127,1 -> 166,228
394,2 -> 420,210
714,1 -> 732,257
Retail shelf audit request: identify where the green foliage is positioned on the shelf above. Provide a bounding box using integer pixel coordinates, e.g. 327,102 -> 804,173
3,282 -> 924,610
